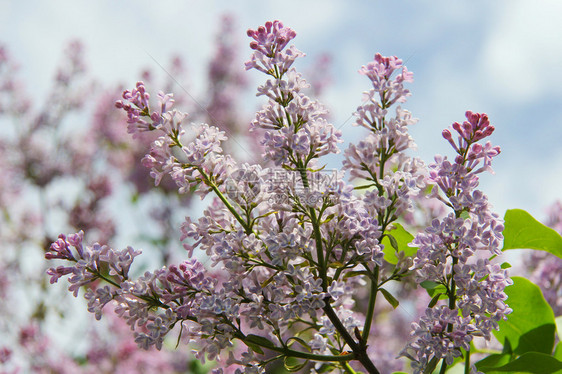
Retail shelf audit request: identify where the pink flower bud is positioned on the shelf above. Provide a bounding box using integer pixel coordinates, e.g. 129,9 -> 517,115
452,121 -> 462,133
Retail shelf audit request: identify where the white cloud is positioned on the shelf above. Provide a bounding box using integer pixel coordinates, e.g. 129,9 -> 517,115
480,0 -> 562,102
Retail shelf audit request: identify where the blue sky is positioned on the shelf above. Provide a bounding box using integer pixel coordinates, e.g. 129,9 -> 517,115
2,0 -> 562,220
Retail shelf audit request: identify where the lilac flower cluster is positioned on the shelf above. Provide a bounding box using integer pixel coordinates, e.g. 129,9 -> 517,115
116,86 -> 234,197
247,21 -> 341,168
45,232 -> 188,349
46,227 -> 253,367
402,111 -> 511,373
337,52 -> 429,372
343,53 -> 426,226
43,20 -> 515,374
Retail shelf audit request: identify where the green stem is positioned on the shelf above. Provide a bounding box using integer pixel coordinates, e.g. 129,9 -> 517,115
86,268 -> 121,288
297,160 -> 379,374
270,62 -> 380,374
298,167 -> 328,289
343,362 -> 358,374
438,255 -> 459,374
449,256 -> 458,310
199,167 -> 253,235
310,207 -> 327,288
464,347 -> 470,374
170,130 -> 255,236
274,347 -> 353,362
361,266 -> 379,344
234,330 -> 354,363
323,301 -> 380,374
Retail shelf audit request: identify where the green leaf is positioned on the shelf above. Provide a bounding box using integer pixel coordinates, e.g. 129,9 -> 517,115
245,334 -> 276,354
245,341 -> 264,354
501,337 -> 513,355
382,223 -> 416,264
314,363 -> 340,373
343,270 -> 370,279
245,334 -> 275,349
388,234 -> 399,251
428,293 -> 443,308
327,261 -> 344,269
494,277 -> 556,355
380,288 -> 399,309
188,359 -> 213,374
420,280 -> 447,298
475,353 -> 511,371
420,280 -> 441,290
459,210 -> 470,220
321,213 -> 335,224
502,209 -> 562,258
481,352 -> 562,373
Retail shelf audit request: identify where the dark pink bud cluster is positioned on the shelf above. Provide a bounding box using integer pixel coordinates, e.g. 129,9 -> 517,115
122,81 -> 150,110
45,232 -> 84,262
442,111 -> 500,175
247,20 -> 296,57
443,111 -> 495,151
115,82 -> 172,135
245,21 -> 304,76
461,111 -> 495,141
406,111 -> 510,371
115,82 -> 151,127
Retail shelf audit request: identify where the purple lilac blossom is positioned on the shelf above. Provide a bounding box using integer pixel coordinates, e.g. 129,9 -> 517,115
44,20 -> 514,374
401,111 -> 511,374
339,51 -> 426,371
